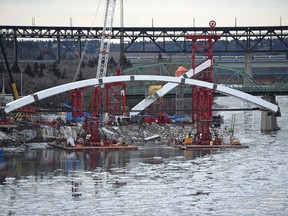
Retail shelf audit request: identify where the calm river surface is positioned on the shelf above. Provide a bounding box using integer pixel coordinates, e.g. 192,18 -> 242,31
0,96 -> 287,216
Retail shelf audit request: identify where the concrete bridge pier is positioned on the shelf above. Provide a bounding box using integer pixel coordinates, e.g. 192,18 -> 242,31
78,36 -> 81,61
57,37 -> 60,62
261,95 -> 280,131
13,36 -> 18,64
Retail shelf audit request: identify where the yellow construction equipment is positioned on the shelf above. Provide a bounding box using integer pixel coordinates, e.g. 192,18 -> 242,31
149,85 -> 162,95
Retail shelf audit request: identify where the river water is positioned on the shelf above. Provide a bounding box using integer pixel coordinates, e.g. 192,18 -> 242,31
0,96 -> 287,216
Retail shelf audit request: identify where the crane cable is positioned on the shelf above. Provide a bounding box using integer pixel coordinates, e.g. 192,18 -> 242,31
73,0 -> 103,82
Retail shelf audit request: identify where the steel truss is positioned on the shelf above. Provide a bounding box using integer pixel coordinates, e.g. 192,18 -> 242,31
0,25 -> 288,56
105,69 -> 127,115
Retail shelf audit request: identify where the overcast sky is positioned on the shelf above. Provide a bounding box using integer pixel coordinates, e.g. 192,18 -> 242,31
0,0 -> 287,27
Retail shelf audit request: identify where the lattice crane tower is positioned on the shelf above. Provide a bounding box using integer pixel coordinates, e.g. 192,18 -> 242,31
96,0 -> 116,79
92,0 -> 116,113
88,0 -> 117,145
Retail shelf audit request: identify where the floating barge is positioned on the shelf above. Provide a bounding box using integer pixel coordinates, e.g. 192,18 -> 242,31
48,142 -> 138,151
177,144 -> 249,150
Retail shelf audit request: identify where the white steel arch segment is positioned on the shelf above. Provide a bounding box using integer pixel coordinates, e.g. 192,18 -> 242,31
4,75 -> 279,114
130,59 -> 212,117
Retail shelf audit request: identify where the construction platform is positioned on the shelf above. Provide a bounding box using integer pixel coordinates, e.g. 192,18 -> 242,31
48,142 -> 138,151
178,144 -> 249,150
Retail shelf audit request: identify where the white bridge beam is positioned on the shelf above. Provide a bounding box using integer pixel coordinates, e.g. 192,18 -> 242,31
4,75 -> 279,114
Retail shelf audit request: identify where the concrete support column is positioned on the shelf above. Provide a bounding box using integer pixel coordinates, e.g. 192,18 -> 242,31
13,36 -> 18,64
78,37 -> 81,61
261,95 -> 279,131
243,51 -> 252,87
57,37 -> 60,62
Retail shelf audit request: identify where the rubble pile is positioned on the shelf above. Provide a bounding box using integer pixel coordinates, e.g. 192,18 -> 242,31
109,123 -> 194,144
0,130 -> 26,155
0,123 -> 195,155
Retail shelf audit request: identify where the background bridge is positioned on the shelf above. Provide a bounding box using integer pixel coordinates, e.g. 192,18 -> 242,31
122,62 -> 288,97
0,25 -> 288,63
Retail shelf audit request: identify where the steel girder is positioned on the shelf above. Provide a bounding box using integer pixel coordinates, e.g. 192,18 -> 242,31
0,25 -> 288,53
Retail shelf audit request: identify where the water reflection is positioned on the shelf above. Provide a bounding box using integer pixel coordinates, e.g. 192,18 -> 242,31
1,144 -> 216,184
243,101 -> 254,132
0,144 -> 219,205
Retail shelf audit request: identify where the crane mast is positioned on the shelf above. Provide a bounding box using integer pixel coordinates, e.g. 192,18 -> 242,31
96,0 -> 116,79
70,1 -> 116,123
0,38 -> 20,100
91,0 -> 116,112
88,0 -> 117,145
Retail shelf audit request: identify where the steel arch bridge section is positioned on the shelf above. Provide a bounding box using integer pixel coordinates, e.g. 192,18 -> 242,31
4,75 -> 279,114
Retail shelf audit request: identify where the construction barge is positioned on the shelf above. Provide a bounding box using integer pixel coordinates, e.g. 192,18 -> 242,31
48,142 -> 138,152
177,144 -> 249,150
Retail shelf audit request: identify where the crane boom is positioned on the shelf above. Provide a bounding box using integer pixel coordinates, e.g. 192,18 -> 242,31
0,38 -> 19,100
96,0 -> 116,79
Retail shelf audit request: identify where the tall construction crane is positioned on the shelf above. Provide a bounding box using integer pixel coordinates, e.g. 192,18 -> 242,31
91,0 -> 116,113
88,0 -> 117,145
0,38 -> 20,100
69,0 -> 116,124
0,38 -> 24,124
96,0 -> 116,79
64,0 -> 117,145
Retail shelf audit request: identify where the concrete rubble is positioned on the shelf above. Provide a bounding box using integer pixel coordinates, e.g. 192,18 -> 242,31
0,122 -> 194,155
0,130 -> 26,156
